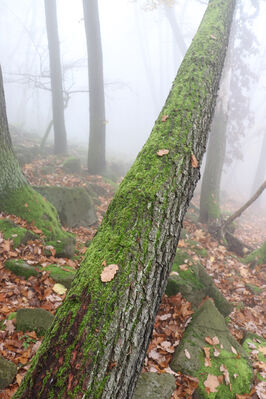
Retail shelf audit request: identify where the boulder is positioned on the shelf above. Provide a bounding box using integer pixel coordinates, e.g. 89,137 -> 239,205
62,157 -> 82,174
166,255 -> 233,316
133,372 -> 176,399
35,186 -> 97,228
171,300 -> 252,398
4,259 -> 40,279
0,356 -> 17,389
16,308 -> 54,336
45,264 -> 75,289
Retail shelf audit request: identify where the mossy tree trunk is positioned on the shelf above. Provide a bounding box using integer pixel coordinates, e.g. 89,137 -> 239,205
83,0 -> 106,175
44,0 -> 67,155
0,67 -> 74,257
13,1 -> 236,398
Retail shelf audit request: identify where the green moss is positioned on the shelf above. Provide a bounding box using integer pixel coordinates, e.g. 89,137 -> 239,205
0,185 -> 75,257
45,264 -> 75,288
0,219 -> 37,248
195,349 -> 253,398
243,242 -> 266,265
4,259 -> 40,279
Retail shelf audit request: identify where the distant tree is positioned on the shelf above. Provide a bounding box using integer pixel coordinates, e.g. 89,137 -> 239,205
199,1 -> 259,224
83,0 -> 106,174
0,66 -> 74,257
251,131 -> 266,197
13,0 -> 235,397
44,0 -> 67,154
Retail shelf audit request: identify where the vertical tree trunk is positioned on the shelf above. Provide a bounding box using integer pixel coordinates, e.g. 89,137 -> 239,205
163,4 -> 187,57
0,66 -> 74,257
199,103 -> 227,223
251,132 -> 266,196
0,66 -> 26,196
44,0 -> 67,155
13,1 -> 236,398
83,0 -> 106,174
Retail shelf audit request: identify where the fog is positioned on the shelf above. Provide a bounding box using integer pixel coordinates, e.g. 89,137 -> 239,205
1,0 -> 265,207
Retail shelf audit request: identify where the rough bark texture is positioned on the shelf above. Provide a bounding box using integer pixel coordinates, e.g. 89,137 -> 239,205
83,0 -> 106,174
0,67 -> 27,195
13,1 -> 236,398
44,0 -> 67,155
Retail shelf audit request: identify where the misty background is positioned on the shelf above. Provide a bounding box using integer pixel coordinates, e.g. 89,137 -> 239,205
0,0 -> 265,207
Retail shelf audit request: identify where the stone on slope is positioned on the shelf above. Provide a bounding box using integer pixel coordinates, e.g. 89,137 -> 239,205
16,308 -> 54,336
0,356 -> 17,389
133,372 -> 176,399
171,300 -> 252,398
166,256 -> 233,316
35,186 -> 97,228
4,259 -> 40,279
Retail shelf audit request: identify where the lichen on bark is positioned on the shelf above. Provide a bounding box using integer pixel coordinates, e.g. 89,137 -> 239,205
13,0 -> 236,398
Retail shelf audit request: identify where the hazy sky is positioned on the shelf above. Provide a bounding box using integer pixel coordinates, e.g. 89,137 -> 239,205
0,0 -> 265,202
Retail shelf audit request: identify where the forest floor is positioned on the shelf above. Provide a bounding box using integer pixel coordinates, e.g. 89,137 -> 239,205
0,154 -> 265,399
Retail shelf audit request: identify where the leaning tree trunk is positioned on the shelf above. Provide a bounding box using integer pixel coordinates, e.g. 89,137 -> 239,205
13,1 -> 236,398
44,0 -> 67,155
0,67 -> 74,257
83,0 -> 106,174
251,131 -> 266,199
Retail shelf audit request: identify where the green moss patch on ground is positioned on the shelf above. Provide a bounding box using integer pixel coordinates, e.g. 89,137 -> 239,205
4,259 -> 40,279
242,333 -> 266,382
45,264 -> 75,289
0,219 -> 37,248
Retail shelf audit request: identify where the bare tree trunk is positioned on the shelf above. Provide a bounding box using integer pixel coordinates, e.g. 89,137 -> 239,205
13,1 -> 236,397
83,0 -> 106,174
44,0 -> 67,154
251,132 -> 266,199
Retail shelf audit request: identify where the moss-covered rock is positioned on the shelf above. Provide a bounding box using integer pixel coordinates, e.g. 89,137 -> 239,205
45,264 -> 75,289
0,356 -> 17,389
243,241 -> 266,265
242,333 -> 266,382
166,259 -> 233,316
0,185 -> 75,257
4,259 -> 40,279
62,157 -> 82,174
133,372 -> 176,399
34,186 -> 97,228
0,219 -> 37,248
171,300 -> 252,398
16,308 -> 54,336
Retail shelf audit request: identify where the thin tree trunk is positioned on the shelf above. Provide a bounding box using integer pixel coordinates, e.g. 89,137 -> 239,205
44,0 -> 67,154
13,1 -> 236,398
251,132 -> 266,196
83,0 -> 106,174
164,4 -> 187,57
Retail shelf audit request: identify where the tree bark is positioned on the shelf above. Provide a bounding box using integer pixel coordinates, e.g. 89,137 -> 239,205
44,0 -> 67,155
13,1 -> 236,398
83,0 -> 106,174
0,66 -> 27,196
251,132 -> 266,199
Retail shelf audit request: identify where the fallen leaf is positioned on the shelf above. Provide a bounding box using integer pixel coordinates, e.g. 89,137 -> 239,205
212,336 -> 220,345
204,374 -> 220,393
231,346 -> 237,355
157,149 -> 169,157
5,320 -> 15,334
191,153 -> 198,168
210,34 -> 217,40
203,347 -> 212,367
258,346 -> 266,356
184,349 -> 191,359
220,364 -> 230,385
52,283 -> 67,295
214,348 -> 220,357
205,336 -> 214,345
161,115 -> 169,122
100,264 -> 119,282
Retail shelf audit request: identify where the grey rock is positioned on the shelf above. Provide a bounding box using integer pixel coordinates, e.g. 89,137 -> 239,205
133,372 -> 176,399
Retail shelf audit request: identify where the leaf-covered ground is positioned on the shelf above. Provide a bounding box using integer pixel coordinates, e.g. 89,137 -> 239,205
0,156 -> 265,398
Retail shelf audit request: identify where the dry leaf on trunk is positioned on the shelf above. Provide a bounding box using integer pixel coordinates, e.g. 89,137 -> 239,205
100,264 -> 119,282
157,149 -> 169,157
191,153 -> 198,168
